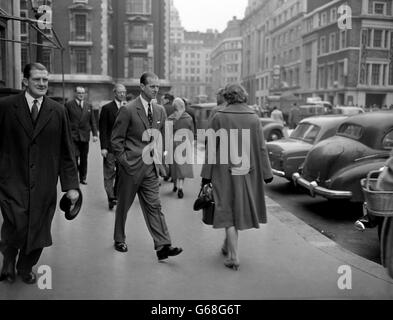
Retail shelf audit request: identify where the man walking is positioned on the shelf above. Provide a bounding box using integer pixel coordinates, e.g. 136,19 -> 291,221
65,86 -> 98,185
99,84 -> 127,210
0,63 -> 80,284
111,72 -> 183,260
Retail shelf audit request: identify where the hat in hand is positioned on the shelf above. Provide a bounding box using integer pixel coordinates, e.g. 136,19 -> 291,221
59,189 -> 83,220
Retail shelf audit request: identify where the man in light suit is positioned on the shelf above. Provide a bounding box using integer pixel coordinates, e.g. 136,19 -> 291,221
111,72 -> 182,260
99,84 -> 127,210
65,86 -> 98,185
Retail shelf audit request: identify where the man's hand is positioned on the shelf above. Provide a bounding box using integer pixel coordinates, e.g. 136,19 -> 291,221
66,189 -> 79,205
93,136 -> 98,143
101,149 -> 108,158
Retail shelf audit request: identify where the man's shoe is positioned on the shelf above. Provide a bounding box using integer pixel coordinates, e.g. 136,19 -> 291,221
0,260 -> 15,283
80,180 -> 87,185
177,189 -> 184,199
114,242 -> 128,252
18,271 -> 37,284
354,217 -> 377,231
157,245 -> 183,260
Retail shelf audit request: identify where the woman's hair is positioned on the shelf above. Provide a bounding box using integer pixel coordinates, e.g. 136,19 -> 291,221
223,83 -> 248,105
173,97 -> 186,113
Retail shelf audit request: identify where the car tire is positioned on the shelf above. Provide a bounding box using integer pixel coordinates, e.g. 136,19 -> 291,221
267,129 -> 283,141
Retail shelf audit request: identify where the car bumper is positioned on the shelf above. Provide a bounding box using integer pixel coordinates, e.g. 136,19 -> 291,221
292,173 -> 352,199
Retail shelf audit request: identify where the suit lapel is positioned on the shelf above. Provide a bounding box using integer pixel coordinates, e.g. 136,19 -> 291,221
110,101 -> 119,118
136,97 -> 150,130
33,96 -> 53,140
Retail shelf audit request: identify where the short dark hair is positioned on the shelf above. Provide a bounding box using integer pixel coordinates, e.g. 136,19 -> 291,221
23,62 -> 47,79
140,72 -> 158,85
223,83 -> 248,105
164,93 -> 174,102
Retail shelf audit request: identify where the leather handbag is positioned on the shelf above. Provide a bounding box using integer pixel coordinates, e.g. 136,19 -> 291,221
193,183 -> 214,225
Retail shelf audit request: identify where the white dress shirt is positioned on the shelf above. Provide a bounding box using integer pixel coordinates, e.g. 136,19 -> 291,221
25,91 -> 43,113
139,95 -> 153,117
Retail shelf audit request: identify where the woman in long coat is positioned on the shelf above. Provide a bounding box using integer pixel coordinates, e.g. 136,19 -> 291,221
201,83 -> 273,270
167,98 -> 194,199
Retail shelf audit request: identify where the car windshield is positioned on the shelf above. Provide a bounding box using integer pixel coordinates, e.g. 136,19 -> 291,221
290,123 -> 320,143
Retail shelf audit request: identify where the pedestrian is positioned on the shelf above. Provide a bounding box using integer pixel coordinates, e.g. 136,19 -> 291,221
167,98 -> 194,199
183,98 -> 196,136
200,83 -> 273,271
65,86 -> 98,185
111,71 -> 183,260
288,102 -> 301,129
99,84 -> 127,210
161,93 -> 175,117
270,106 -> 284,125
0,63 -> 80,284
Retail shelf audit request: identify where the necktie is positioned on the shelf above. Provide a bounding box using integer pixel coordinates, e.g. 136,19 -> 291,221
31,99 -> 39,125
147,103 -> 153,128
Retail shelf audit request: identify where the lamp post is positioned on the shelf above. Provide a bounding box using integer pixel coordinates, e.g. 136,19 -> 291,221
30,0 -> 45,63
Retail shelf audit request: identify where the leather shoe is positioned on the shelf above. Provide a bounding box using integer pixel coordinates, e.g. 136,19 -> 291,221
177,189 -> 184,199
157,245 -> 183,260
0,260 -> 16,283
18,271 -> 37,284
108,199 -> 117,210
114,242 -> 128,252
80,180 -> 87,185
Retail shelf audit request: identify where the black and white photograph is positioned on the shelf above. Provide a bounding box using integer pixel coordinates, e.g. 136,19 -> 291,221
1,0 -> 393,307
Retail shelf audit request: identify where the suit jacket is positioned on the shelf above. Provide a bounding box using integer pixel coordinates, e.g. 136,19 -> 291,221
111,97 -> 167,183
0,92 -> 79,253
99,100 -> 119,153
65,99 -> 98,142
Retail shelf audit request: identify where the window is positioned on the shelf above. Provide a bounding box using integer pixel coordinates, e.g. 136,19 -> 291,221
127,0 -> 151,14
75,14 -> 87,40
337,124 -> 363,140
371,64 -> 381,85
330,33 -> 336,51
382,131 -> 393,150
320,36 -> 326,54
42,48 -> 52,73
21,46 -> 29,70
339,30 -> 346,49
321,12 -> 327,26
374,2 -> 386,14
330,7 -> 337,22
374,29 -> 383,47
75,49 -> 87,73
131,57 -> 145,78
20,10 -> 28,36
290,123 -> 321,144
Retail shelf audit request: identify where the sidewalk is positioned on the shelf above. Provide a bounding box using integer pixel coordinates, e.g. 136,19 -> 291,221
1,141 -> 393,299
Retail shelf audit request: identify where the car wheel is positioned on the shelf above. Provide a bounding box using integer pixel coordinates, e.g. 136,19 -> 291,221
268,129 -> 283,141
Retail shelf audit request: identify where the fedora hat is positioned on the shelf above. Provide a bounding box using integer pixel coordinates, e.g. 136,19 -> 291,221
59,189 -> 83,220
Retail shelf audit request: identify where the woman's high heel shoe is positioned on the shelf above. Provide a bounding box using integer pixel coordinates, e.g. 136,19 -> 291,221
224,259 -> 240,271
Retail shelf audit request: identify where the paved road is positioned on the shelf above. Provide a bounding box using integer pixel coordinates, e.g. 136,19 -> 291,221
265,176 -> 381,264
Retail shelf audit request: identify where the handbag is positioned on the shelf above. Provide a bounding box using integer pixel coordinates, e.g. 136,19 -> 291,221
193,183 -> 215,225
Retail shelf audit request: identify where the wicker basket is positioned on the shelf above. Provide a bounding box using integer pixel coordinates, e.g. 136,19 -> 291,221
361,170 -> 393,217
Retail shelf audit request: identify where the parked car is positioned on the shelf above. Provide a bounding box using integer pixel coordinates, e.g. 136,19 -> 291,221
333,106 -> 364,116
292,112 -> 393,202
259,117 -> 286,141
267,115 -> 347,180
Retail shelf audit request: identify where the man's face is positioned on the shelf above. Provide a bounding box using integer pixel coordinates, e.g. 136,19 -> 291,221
23,69 -> 49,99
114,85 -> 127,102
141,77 -> 159,101
76,87 -> 86,101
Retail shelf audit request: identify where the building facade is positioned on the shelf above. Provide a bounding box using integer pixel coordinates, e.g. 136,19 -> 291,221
0,0 -> 21,90
301,0 -> 393,107
211,17 -> 242,94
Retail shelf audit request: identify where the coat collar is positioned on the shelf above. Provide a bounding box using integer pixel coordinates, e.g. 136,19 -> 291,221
13,92 -> 53,139
136,96 -> 160,130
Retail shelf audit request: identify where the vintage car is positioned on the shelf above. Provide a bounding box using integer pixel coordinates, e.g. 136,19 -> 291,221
332,106 -> 365,116
267,115 -> 347,180
292,112 -> 393,202
259,117 -> 286,141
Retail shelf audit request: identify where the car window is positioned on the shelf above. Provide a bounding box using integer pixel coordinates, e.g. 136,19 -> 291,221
337,123 -> 363,140
290,123 -> 321,143
382,130 -> 393,150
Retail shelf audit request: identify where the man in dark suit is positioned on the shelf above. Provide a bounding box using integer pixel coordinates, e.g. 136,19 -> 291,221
0,63 -> 80,284
65,86 -> 98,185
99,84 -> 127,210
111,72 -> 183,260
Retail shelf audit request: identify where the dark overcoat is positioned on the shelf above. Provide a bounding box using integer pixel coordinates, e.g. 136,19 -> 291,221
65,99 -> 98,143
0,93 -> 79,254
201,103 -> 273,230
99,100 -> 119,153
